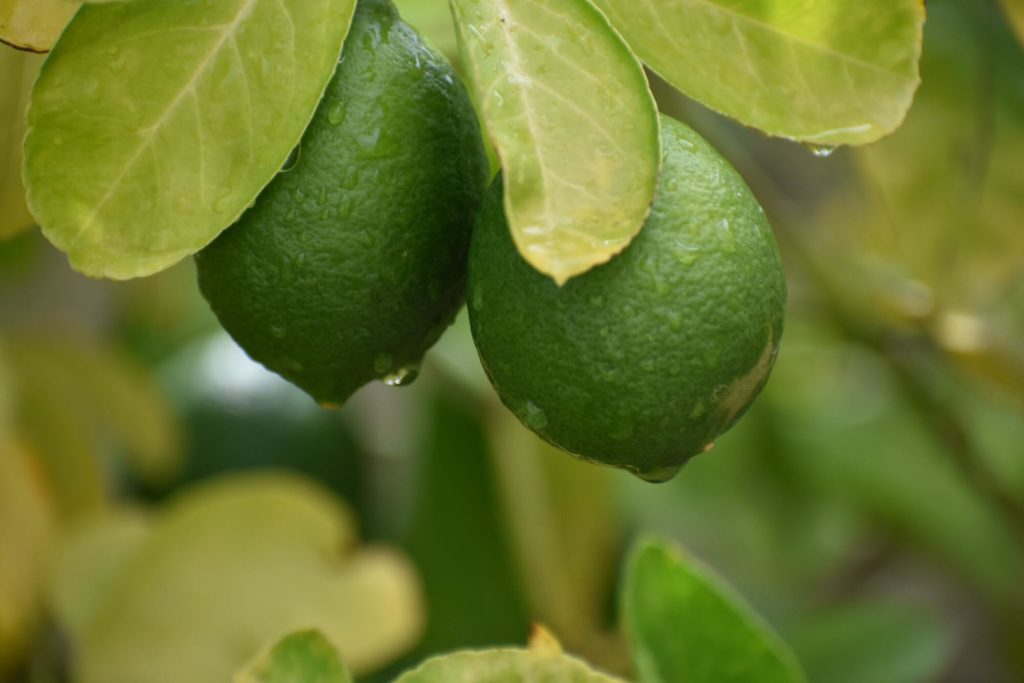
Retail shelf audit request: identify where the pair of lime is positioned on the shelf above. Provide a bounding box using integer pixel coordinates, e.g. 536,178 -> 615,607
196,0 -> 786,482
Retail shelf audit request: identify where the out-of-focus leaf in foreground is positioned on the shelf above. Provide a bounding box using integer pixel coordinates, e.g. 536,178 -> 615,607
450,0 -> 660,284
594,0 -> 924,147
0,47 -> 42,240
236,630 -> 352,683
23,0 -> 356,278
394,627 -> 627,683
1001,0 -> 1024,45
0,0 -> 78,52
625,539 -> 807,683
49,473 -> 423,683
0,439 -> 57,672
787,601 -> 954,683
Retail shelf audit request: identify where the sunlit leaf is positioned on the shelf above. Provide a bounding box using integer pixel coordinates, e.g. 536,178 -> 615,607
236,631 -> 352,683
23,0 -> 356,279
625,539 -> 807,683
0,48 -> 42,240
0,439 -> 57,671
0,0 -> 78,52
594,0 -> 924,146
394,631 -> 627,683
450,0 -> 660,284
59,473 -> 422,683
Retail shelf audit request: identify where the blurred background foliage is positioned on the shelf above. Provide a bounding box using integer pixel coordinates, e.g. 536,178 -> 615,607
1,0 -> 1023,681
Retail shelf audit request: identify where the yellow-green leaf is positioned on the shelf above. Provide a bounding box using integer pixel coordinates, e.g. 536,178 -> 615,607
0,439 -> 57,671
0,48 -> 41,240
24,0 -> 356,279
394,639 -> 627,682
450,0 -> 660,284
57,473 -> 423,683
0,0 -> 78,52
594,0 -> 925,146
1003,0 -> 1024,45
236,631 -> 353,683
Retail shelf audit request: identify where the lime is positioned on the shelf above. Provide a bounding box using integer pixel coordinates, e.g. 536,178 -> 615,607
467,115 -> 786,482
196,0 -> 488,406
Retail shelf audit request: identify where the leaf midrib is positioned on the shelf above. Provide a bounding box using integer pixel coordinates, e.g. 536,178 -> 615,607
68,0 -> 263,248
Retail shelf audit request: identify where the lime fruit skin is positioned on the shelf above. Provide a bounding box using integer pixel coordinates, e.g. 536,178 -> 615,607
196,0 -> 488,405
467,115 -> 786,481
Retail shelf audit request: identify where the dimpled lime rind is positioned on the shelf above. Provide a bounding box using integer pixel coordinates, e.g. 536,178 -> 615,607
467,115 -> 786,482
196,0 -> 488,406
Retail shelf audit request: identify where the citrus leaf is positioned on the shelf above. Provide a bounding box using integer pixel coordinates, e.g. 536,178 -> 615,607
0,48 -> 41,240
624,539 -> 807,683
1003,0 -> 1024,46
593,0 -> 924,146
394,640 -> 628,683
0,0 -> 78,52
23,0 -> 356,279
236,631 -> 352,683
47,508 -> 152,640
60,474 -> 424,683
450,0 -> 660,284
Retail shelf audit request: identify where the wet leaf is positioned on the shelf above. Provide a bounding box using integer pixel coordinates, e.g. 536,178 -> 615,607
23,0 -> 356,278
625,539 -> 807,683
0,48 -> 42,240
0,0 -> 78,52
236,630 -> 352,683
594,0 -> 924,146
450,0 -> 660,284
55,473 -> 423,683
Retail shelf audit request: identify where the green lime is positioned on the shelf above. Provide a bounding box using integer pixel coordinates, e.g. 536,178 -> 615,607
196,0 -> 488,406
467,115 -> 786,482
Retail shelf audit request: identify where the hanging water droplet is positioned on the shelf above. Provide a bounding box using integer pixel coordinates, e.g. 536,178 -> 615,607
805,143 -> 837,158
384,365 -> 420,387
281,145 -> 300,172
634,464 -> 683,483
522,401 -> 548,430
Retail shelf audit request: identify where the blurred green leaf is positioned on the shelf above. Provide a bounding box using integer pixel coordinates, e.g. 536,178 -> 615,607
489,409 -> 623,663
394,0 -> 457,59
593,0 -> 924,146
1001,0 -> 1024,45
0,47 -> 41,239
403,391 -> 529,654
54,473 -> 423,683
0,438 -> 57,672
48,507 -> 151,639
236,631 -> 352,683
394,632 -> 627,683
624,539 -> 807,683
788,601 -> 954,683
450,0 -> 660,284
